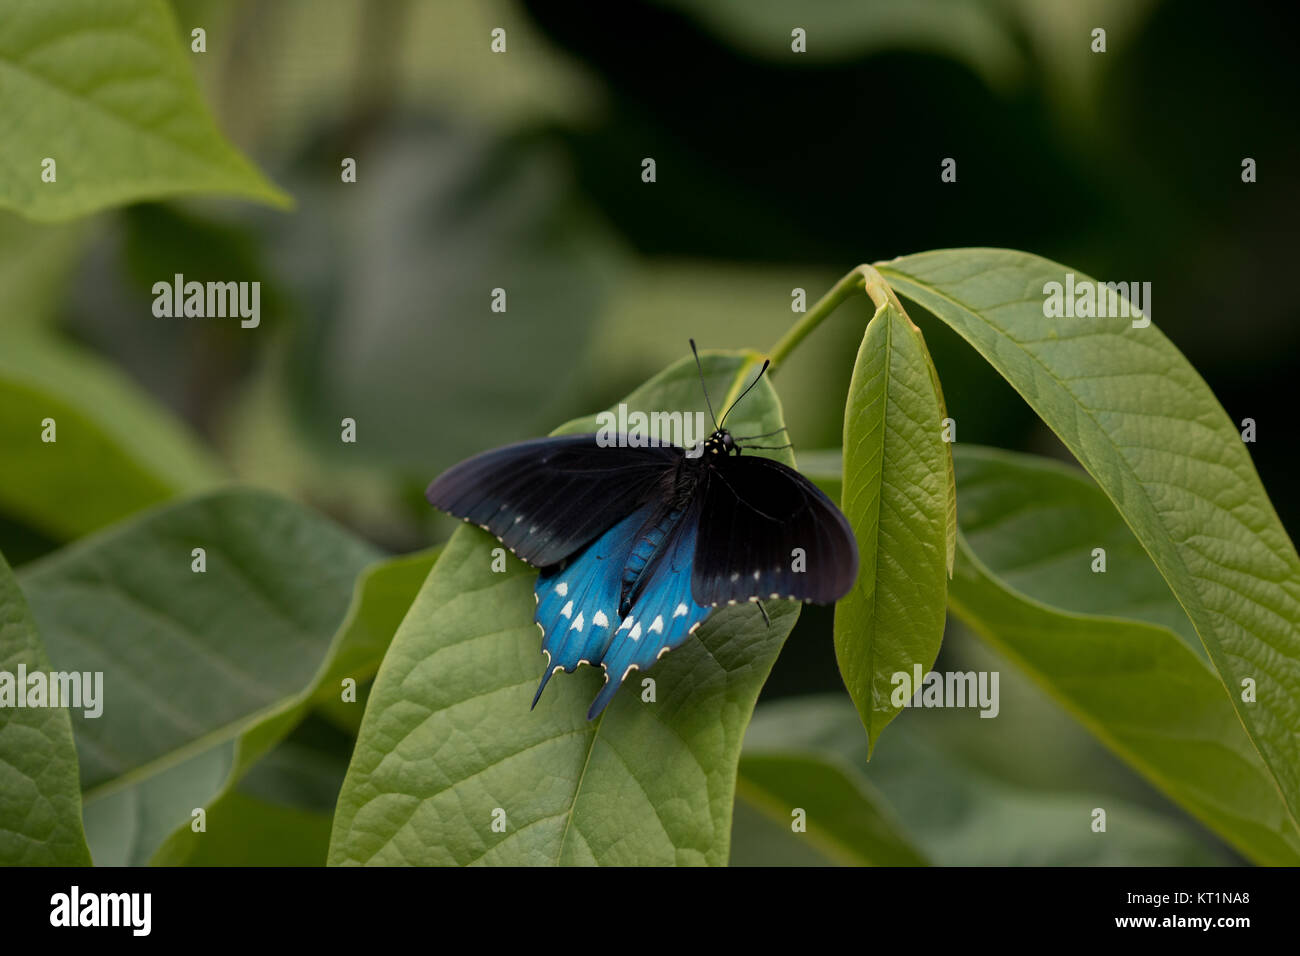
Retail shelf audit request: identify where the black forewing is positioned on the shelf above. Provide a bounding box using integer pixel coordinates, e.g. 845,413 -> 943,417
425,434 -> 680,568
692,455 -> 859,605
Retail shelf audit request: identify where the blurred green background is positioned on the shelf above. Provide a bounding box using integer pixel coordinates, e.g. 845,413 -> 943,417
3,0 -> 1295,865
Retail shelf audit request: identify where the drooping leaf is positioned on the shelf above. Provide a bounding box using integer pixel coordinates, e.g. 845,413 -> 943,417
835,298 -> 953,751
18,490 -> 382,864
329,351 -> 802,866
0,333 -> 225,540
879,248 -> 1300,826
948,445 -> 1300,865
0,548 -> 92,865
0,0 -> 287,220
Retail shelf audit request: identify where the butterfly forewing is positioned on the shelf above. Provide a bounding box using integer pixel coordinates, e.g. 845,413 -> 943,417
425,435 -> 680,568
692,455 -> 859,606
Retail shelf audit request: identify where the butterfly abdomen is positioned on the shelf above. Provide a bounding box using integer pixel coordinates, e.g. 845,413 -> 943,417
619,506 -> 684,615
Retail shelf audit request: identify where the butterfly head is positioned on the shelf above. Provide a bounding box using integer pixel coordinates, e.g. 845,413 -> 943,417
702,428 -> 737,457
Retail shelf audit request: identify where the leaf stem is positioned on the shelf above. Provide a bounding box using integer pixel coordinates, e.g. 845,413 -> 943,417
767,263 -> 905,371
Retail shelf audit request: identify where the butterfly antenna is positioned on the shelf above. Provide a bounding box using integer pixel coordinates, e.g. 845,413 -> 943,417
719,358 -> 771,427
690,338 -> 721,431
757,600 -> 771,628
743,442 -> 794,451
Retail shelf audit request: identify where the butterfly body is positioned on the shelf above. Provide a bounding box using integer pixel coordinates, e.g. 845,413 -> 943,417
426,350 -> 859,718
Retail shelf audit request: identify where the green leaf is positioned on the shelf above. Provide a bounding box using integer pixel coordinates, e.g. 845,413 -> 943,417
0,548 -> 92,865
948,445 -> 1300,865
0,0 -> 287,220
836,298 -> 953,751
150,546 -> 439,865
735,751 -> 929,865
747,695 -> 1228,866
0,333 -> 226,539
329,350 -> 802,866
18,489 -> 382,864
879,248 -> 1300,826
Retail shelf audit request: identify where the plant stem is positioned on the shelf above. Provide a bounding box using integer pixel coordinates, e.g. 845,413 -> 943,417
767,263 -> 906,371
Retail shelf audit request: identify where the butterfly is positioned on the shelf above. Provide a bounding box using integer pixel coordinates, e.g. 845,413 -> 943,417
425,342 -> 859,719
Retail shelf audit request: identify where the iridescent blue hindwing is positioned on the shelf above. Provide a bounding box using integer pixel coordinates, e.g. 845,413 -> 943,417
532,500 -> 712,718
532,504 -> 653,706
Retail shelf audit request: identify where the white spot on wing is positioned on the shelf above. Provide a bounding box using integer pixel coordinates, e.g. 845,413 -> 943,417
630,622 -> 643,641
673,603 -> 688,618
593,610 -> 609,628
649,615 -> 664,634
570,612 -> 584,632
561,600 -> 573,619
555,581 -> 568,597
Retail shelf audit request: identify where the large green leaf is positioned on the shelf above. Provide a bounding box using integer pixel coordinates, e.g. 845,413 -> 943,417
836,298 -> 952,751
150,547 -> 439,865
0,548 -> 91,865
745,695 -> 1227,866
0,333 -> 225,540
329,351 -> 802,866
18,489 -> 381,864
0,0 -> 286,220
949,446 -> 1300,865
879,248 -> 1300,826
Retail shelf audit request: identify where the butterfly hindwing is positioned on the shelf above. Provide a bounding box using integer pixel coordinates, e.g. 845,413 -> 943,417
692,455 -> 859,606
587,498 -> 712,719
426,435 -> 680,568
531,505 -> 655,706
